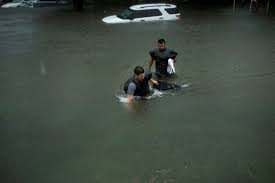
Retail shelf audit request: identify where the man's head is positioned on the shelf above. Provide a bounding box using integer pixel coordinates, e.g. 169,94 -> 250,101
158,38 -> 166,51
134,66 -> 145,81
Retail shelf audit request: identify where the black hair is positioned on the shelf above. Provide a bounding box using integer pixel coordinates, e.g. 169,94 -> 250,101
134,66 -> 145,75
158,38 -> 166,44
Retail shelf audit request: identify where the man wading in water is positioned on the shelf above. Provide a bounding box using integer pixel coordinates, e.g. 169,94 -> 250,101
124,66 -> 158,103
148,39 -> 178,79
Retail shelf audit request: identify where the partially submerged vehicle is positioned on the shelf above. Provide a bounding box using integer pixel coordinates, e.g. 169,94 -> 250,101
1,0 -> 67,8
102,3 -> 181,24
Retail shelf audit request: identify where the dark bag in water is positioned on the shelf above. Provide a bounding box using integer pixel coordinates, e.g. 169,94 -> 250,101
153,80 -> 181,91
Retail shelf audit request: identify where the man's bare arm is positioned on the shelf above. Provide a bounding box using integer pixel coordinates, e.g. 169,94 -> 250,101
127,94 -> 134,104
149,58 -> 154,71
149,79 -> 158,85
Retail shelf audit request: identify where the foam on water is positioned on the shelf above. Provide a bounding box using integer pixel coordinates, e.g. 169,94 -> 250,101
116,83 -> 191,103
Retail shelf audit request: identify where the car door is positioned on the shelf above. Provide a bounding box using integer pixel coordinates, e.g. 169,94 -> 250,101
128,10 -> 147,22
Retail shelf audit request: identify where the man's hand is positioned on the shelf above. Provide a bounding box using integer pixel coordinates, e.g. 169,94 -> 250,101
127,95 -> 134,103
150,79 -> 158,85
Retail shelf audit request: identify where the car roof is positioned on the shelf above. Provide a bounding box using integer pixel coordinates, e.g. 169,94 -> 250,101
130,3 -> 177,11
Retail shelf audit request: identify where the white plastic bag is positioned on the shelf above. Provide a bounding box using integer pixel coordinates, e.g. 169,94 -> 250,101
167,58 -> 175,74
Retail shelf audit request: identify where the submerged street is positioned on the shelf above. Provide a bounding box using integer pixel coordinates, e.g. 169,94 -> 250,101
0,4 -> 275,183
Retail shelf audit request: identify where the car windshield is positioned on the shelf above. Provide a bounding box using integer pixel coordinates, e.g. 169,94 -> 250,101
117,8 -> 134,19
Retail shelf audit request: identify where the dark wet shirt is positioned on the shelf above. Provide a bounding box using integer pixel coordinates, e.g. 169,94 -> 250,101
149,48 -> 178,75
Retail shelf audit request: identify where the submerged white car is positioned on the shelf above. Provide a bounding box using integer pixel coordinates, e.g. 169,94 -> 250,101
102,3 -> 181,24
1,0 -> 22,8
1,0 -> 67,8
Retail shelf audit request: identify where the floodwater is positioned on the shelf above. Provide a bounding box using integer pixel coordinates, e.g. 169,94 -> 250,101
0,4 -> 275,183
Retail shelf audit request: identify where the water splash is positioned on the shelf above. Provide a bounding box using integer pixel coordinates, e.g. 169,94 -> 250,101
115,82 -> 190,103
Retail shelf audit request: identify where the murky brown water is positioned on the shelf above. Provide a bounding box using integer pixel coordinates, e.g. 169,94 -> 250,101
0,4 -> 275,183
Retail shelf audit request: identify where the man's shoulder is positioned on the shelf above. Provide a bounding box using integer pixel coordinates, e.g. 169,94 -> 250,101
145,71 -> 152,80
128,82 -> 136,88
127,81 -> 137,95
166,48 -> 175,52
149,48 -> 159,54
167,48 -> 178,55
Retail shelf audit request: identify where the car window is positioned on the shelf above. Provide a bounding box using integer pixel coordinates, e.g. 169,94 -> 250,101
117,8 -> 134,19
165,8 -> 179,15
146,9 -> 162,17
130,9 -> 162,19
